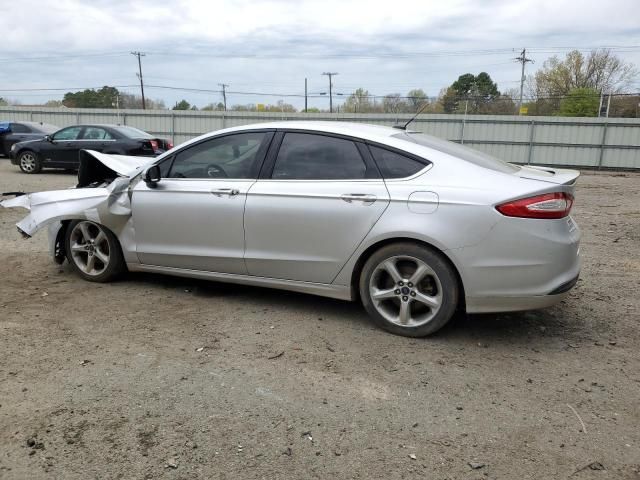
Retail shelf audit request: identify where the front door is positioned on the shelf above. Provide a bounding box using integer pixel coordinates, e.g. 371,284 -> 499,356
131,131 -> 273,274
244,132 -> 390,283
42,126 -> 84,164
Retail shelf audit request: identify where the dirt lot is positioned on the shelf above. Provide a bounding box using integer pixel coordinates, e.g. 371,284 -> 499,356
0,160 -> 638,479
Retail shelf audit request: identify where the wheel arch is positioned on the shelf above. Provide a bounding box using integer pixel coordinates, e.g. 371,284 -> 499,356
349,237 -> 466,311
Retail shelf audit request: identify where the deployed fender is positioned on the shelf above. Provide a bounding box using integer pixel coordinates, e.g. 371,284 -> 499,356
1,150 -> 152,237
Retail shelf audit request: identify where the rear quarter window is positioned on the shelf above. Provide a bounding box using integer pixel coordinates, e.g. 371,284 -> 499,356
368,145 -> 428,179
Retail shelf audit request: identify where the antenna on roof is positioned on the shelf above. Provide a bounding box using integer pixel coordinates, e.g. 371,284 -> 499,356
393,103 -> 429,131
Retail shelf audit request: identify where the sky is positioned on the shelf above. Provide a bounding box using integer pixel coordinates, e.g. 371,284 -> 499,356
1,0 -> 639,109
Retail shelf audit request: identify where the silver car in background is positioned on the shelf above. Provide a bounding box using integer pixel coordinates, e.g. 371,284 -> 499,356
2,121 -> 581,337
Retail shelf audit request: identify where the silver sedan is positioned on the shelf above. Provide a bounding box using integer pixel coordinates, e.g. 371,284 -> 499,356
1,121 -> 581,337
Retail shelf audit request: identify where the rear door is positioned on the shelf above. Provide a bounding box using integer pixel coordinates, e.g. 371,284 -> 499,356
244,131 -> 390,283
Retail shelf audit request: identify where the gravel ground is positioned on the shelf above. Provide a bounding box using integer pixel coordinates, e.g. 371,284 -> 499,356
0,160 -> 639,479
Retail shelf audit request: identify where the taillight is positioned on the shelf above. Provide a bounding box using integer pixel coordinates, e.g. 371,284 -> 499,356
167,141 -> 173,149
496,192 -> 574,219
149,139 -> 159,152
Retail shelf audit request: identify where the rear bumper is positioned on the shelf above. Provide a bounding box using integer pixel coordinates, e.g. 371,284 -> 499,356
466,274 -> 578,313
451,214 -> 581,314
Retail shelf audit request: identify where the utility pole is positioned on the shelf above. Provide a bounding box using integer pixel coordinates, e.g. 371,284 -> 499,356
322,72 -> 338,113
131,51 -> 146,110
304,78 -> 308,113
219,83 -> 229,111
514,48 -> 533,115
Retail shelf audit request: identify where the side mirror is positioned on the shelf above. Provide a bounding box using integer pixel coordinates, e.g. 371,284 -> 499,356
44,135 -> 53,142
144,165 -> 161,187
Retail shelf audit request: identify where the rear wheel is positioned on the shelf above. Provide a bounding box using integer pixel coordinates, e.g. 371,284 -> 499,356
359,243 -> 459,337
18,151 -> 42,174
65,220 -> 125,282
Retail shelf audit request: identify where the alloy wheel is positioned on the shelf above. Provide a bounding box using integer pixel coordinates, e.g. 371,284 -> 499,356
369,255 -> 443,327
68,221 -> 111,276
19,152 -> 37,173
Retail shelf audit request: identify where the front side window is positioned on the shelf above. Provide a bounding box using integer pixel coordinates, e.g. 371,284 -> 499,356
168,132 -> 268,179
52,126 -> 82,141
369,145 -> 428,179
272,133 -> 367,180
82,127 -> 113,140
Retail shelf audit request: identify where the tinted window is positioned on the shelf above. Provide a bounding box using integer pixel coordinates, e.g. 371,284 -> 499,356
53,126 -> 82,141
82,127 -> 113,140
168,132 -> 267,179
272,133 -> 366,180
369,145 -> 427,178
157,156 -> 174,177
10,123 -> 30,134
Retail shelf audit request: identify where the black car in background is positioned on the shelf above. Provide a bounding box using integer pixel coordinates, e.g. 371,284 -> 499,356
0,121 -> 59,157
10,124 -> 173,174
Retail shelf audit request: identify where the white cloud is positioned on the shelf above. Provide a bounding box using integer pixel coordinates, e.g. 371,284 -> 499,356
1,0 -> 639,107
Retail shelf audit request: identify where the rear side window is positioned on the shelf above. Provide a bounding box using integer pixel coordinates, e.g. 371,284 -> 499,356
82,127 -> 113,140
272,133 -> 367,180
369,145 -> 427,179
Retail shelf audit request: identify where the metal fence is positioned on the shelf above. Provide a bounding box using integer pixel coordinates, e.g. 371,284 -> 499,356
1,106 -> 639,169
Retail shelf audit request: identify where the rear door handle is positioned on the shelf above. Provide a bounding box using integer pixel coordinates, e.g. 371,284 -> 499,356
211,188 -> 240,197
340,193 -> 377,204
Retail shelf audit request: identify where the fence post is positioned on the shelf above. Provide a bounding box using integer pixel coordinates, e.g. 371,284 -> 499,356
170,112 -> 175,145
597,121 -> 608,170
527,120 -> 536,164
122,112 -> 127,126
222,111 -> 226,129
459,118 -> 466,144
76,111 -> 80,124
29,110 -> 34,121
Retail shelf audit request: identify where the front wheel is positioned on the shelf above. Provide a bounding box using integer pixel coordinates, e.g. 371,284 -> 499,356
65,220 -> 125,282
359,243 -> 459,337
18,151 -> 42,174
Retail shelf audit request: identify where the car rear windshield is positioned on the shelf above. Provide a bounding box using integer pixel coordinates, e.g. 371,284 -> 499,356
393,132 -> 520,174
111,126 -> 153,139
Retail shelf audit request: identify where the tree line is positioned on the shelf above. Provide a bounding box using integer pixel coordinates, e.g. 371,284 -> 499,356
1,49 -> 637,117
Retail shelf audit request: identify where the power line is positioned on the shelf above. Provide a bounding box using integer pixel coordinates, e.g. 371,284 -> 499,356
131,51 -> 147,110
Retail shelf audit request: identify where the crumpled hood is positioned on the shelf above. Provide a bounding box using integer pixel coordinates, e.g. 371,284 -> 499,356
77,150 -> 153,186
1,149 -> 148,237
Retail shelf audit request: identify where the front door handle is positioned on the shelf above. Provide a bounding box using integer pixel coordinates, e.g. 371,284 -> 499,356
340,193 -> 377,204
211,188 -> 240,197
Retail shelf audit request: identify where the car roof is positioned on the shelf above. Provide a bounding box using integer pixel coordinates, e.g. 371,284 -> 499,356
219,121 -> 402,143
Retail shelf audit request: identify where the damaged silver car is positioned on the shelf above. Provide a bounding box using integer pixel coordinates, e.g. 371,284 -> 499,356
1,121 -> 581,337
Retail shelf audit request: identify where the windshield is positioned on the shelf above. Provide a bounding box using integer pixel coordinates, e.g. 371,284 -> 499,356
394,132 -> 520,174
111,126 -> 153,139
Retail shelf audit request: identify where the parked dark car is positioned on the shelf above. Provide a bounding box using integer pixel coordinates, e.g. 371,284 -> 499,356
9,124 -> 173,174
0,121 -> 59,157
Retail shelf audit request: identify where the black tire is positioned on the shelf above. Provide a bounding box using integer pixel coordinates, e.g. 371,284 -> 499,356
65,220 -> 125,282
18,150 -> 42,174
359,242 -> 459,337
